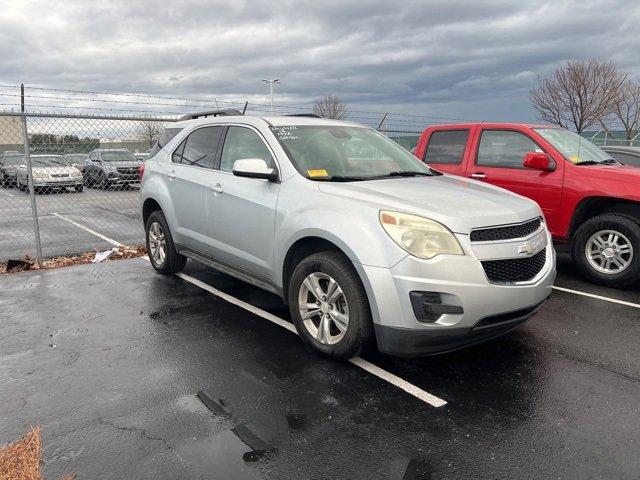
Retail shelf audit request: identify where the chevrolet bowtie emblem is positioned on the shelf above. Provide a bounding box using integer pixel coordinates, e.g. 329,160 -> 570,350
517,242 -> 536,255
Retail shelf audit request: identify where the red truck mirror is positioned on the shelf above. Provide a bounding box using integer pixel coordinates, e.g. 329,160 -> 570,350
523,152 -> 555,172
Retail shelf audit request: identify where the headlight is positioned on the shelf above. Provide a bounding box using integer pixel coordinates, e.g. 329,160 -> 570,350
380,211 -> 464,259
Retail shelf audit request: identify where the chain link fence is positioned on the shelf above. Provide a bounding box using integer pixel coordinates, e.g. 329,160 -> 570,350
0,111 -> 421,264
0,112 -> 177,263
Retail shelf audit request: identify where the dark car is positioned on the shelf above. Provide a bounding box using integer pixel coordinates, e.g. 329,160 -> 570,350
84,148 -> 142,189
64,153 -> 89,172
0,152 -> 26,188
601,146 -> 640,167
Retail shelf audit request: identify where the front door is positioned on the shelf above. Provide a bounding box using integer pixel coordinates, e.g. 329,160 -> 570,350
206,125 -> 280,281
467,128 -> 564,231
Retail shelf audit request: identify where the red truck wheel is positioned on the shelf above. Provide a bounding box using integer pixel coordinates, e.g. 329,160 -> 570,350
571,214 -> 640,288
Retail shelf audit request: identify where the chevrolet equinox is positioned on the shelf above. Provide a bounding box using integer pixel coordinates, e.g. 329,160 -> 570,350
141,112 -> 556,359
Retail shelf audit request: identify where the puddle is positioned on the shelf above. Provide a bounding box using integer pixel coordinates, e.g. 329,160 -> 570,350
174,429 -> 263,479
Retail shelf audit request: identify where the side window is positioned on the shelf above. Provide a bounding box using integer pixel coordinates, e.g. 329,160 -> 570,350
424,130 -> 469,164
172,126 -> 222,168
220,127 -> 274,172
477,130 -> 542,168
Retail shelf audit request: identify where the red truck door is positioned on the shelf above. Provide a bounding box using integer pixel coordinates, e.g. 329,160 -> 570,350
419,127 -> 473,176
466,127 -> 564,232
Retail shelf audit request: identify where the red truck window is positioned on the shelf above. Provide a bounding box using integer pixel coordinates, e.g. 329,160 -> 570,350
424,130 -> 469,164
477,130 -> 542,169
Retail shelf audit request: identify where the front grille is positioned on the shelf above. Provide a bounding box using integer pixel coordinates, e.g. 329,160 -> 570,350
117,167 -> 138,175
51,174 -> 69,178
471,217 -> 541,242
481,248 -> 547,283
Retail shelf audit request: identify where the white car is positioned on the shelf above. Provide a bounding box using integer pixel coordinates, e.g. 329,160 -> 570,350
16,155 -> 84,193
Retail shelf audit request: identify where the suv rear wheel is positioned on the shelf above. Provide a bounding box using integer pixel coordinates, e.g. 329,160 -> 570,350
145,210 -> 186,274
288,251 -> 373,360
571,214 -> 640,288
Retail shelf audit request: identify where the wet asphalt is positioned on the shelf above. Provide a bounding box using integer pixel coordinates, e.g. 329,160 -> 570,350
0,252 -> 639,479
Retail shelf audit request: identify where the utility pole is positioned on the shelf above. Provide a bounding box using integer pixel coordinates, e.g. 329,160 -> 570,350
261,78 -> 280,115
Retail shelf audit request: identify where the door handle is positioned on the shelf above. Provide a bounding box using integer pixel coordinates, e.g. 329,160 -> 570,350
168,170 -> 176,180
470,172 -> 486,179
210,183 -> 223,193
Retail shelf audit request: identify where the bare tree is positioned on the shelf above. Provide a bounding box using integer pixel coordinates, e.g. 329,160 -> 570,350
604,80 -> 640,140
530,59 -> 627,133
312,95 -> 349,120
134,121 -> 163,149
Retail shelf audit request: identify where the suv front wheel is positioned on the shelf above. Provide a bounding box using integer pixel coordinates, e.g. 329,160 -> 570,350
572,214 -> 640,288
288,251 -> 373,360
145,210 -> 187,274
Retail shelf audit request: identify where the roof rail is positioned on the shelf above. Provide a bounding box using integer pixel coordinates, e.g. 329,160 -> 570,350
178,109 -> 243,121
285,113 -> 321,118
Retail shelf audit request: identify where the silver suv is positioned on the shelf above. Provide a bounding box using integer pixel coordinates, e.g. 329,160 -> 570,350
141,113 -> 556,359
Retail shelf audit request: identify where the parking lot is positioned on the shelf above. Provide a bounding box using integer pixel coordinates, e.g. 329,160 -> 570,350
0,184 -> 142,261
1,222 -> 639,479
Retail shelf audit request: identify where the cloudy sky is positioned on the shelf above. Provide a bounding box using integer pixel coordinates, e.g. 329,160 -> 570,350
0,0 -> 638,125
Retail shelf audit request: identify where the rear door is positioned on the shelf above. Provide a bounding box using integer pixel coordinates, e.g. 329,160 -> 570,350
205,125 -> 280,281
168,125 -> 224,254
420,127 -> 473,176
467,128 -> 564,230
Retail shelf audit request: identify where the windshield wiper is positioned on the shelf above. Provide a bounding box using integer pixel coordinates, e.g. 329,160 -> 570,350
311,175 -> 370,182
575,158 -> 618,166
386,170 -> 433,177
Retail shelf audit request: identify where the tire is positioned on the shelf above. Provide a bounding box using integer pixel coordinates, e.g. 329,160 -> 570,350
145,210 -> 186,275
75,185 -> 83,192
571,214 -> 640,288
288,251 -> 373,360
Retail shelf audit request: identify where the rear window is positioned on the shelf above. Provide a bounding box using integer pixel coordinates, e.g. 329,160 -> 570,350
149,127 -> 183,157
424,130 -> 469,164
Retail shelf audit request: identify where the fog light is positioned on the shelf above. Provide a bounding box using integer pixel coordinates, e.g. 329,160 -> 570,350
409,291 -> 463,323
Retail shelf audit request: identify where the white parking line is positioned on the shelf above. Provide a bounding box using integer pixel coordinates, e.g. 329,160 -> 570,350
0,191 -> 14,197
176,272 -> 447,408
51,212 -> 123,247
552,285 -> 640,309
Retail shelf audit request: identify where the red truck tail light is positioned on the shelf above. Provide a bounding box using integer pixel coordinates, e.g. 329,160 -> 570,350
139,162 -> 145,180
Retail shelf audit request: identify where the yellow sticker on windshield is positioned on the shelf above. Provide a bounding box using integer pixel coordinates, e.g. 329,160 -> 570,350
568,156 -> 580,164
307,169 -> 329,177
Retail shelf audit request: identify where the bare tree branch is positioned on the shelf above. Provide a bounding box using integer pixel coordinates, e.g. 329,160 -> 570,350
606,80 -> 640,140
134,121 -> 163,149
530,59 -> 626,133
312,95 -> 349,120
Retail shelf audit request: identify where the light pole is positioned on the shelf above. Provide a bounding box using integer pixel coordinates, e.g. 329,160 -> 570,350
262,78 -> 280,115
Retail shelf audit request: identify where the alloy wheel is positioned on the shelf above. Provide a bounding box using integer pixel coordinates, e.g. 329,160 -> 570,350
298,272 -> 349,345
585,229 -> 633,275
148,221 -> 166,266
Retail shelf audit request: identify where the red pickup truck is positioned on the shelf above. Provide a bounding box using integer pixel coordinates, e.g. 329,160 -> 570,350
414,123 -> 640,288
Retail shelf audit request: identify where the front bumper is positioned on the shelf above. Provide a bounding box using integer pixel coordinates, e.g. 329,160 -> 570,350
33,178 -> 83,187
358,228 -> 556,356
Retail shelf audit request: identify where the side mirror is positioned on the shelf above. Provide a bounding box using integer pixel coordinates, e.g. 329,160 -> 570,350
523,152 -> 555,172
232,158 -> 277,181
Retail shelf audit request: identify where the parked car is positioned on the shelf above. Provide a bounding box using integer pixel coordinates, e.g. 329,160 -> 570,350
64,153 -> 89,171
141,113 -> 556,359
84,148 -> 141,189
600,145 -> 640,167
0,152 -> 25,188
16,154 -> 84,192
414,123 -> 640,287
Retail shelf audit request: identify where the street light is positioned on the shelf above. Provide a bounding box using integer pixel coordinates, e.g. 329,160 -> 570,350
262,78 -> 281,115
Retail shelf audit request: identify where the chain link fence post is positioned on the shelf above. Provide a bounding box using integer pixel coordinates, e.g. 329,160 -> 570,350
20,114 -> 43,263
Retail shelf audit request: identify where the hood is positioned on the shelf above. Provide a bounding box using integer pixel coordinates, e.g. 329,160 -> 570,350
576,163 -> 640,184
104,161 -> 141,168
32,166 -> 80,175
318,175 -> 541,234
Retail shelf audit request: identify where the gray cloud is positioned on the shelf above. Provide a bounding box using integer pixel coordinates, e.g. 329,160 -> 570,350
0,0 -> 638,126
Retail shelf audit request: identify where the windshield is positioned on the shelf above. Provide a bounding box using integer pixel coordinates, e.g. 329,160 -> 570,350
31,156 -> 70,167
101,151 -> 137,162
270,125 -> 433,180
65,154 -> 87,162
535,128 -> 613,164
4,154 -> 25,165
